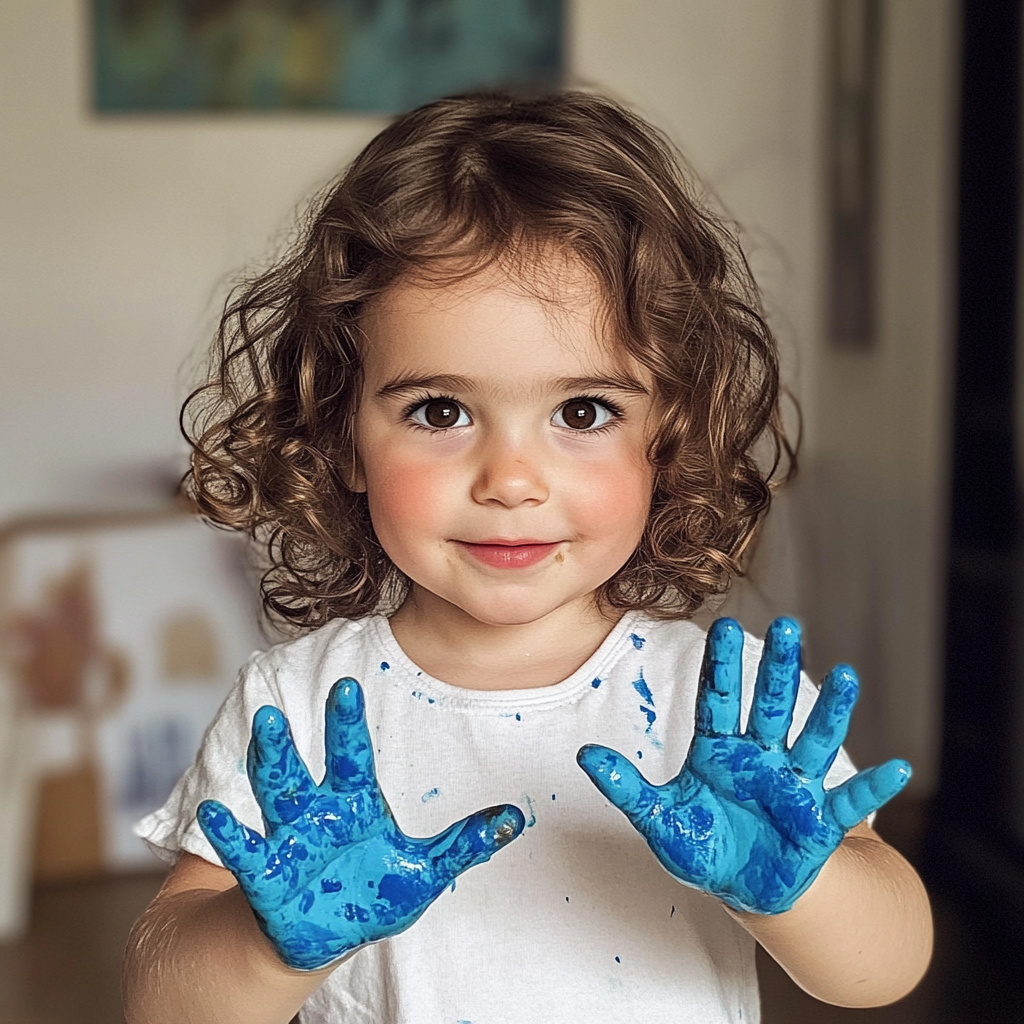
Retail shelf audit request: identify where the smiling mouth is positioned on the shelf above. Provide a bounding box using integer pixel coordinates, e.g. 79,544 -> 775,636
454,540 -> 562,569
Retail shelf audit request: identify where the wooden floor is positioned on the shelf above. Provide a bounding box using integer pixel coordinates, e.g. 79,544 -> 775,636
0,803 -> 1019,1023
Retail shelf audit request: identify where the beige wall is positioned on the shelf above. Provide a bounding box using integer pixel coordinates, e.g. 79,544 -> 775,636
0,1 -> 955,788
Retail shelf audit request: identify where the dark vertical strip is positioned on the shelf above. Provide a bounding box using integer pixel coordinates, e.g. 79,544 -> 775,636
928,0 -> 1024,968
827,0 -> 882,348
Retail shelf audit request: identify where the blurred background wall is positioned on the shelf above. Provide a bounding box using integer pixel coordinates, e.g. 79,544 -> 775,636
0,0 -> 956,792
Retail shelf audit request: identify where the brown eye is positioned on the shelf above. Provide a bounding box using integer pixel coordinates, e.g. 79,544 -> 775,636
411,399 -> 469,429
555,400 -> 613,431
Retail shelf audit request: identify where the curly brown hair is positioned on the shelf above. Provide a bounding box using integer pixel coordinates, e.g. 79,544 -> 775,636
183,90 -> 795,632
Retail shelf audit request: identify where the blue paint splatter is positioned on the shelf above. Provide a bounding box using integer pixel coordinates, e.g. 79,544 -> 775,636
380,661 -> 390,671
636,750 -> 643,759
196,678 -> 526,970
421,788 -> 440,803
411,690 -> 435,704
640,705 -> 657,731
591,677 -> 602,688
516,712 -> 522,721
670,905 -> 675,917
631,668 -> 654,705
523,794 -> 537,827
628,633 -> 646,649
565,895 -> 569,902
551,793 -> 556,800
614,955 -> 621,963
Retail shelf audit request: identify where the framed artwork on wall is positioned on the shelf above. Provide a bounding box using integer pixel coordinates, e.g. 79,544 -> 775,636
0,511 -> 264,880
93,0 -> 564,114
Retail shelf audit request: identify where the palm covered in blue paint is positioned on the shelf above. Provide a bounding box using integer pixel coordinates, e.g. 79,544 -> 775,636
578,618 -> 911,915
198,678 -> 524,970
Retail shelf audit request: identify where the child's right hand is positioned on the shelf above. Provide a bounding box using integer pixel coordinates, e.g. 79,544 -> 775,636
197,678 -> 524,971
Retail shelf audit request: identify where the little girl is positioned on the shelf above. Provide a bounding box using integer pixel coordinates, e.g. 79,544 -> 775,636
123,91 -> 932,1024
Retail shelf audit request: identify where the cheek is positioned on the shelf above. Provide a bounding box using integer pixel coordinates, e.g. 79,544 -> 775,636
365,458 -> 455,544
568,456 -> 653,541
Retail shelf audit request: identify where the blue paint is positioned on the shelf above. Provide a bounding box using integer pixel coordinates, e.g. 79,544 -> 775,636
628,633 -> 646,650
640,705 -> 657,731
380,661 -> 390,672
670,905 -> 675,917
592,677 -> 602,688
523,793 -> 537,827
577,618 -> 912,915
565,895 -> 569,902
515,712 -> 522,721
551,793 -> 556,800
197,678 -> 525,970
631,668 -> 654,705
614,955 -> 621,963
421,788 -> 440,802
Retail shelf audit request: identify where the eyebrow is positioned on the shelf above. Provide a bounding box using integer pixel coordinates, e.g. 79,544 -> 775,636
376,372 -> 650,399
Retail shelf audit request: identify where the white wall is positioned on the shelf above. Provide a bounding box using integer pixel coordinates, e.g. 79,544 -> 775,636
0,0 -> 956,788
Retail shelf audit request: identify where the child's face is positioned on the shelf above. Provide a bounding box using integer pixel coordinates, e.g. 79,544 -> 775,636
352,257 -> 656,628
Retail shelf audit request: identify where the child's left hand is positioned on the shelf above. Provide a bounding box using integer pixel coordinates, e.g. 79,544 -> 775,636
577,617 -> 911,915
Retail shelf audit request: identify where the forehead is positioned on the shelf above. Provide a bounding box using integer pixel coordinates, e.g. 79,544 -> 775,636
358,257 -> 640,388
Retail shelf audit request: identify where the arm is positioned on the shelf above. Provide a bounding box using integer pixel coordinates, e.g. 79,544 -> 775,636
730,821 -> 932,1006
122,853 -> 335,1024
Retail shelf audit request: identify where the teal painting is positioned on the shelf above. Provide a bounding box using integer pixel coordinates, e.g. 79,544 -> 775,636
93,0 -> 563,113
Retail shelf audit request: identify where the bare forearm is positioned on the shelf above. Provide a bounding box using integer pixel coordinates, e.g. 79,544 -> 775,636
730,828 -> 933,1007
122,884 -> 334,1024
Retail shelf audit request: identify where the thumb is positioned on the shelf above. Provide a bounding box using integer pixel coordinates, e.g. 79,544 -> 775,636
197,799 -> 268,883
423,804 -> 525,882
577,744 -> 657,822
826,759 -> 912,831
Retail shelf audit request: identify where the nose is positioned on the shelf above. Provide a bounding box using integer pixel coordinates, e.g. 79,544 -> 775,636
470,436 -> 550,508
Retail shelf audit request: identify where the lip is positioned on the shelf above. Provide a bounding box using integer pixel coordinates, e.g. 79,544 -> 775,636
454,540 -> 562,569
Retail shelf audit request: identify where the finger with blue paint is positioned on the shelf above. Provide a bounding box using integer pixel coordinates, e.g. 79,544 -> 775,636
198,677 -> 525,970
578,617 -> 911,915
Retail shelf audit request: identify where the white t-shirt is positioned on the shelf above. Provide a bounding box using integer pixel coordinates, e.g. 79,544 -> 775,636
136,610 -> 860,1024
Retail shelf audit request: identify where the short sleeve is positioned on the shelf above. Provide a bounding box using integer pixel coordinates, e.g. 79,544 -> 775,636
133,653 -> 280,866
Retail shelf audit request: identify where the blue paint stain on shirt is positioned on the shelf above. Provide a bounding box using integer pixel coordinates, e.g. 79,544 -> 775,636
637,750 -> 643,759
516,712 -> 522,721
411,690 -> 435,704
628,633 -> 646,649
591,677 -> 602,688
523,794 -> 537,827
631,668 -> 655,705
641,705 -> 657,730
670,905 -> 675,918
614,955 -> 621,963
380,661 -> 390,671
551,793 -> 556,800
421,788 -> 440,803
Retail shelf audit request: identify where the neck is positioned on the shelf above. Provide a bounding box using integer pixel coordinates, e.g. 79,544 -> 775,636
388,588 -> 624,691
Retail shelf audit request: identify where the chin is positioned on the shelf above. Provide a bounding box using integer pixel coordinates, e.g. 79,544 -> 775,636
452,590 -> 579,628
